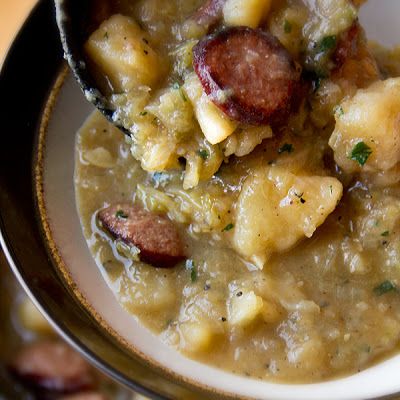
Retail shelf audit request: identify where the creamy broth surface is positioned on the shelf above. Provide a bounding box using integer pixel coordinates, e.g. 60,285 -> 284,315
75,0 -> 400,383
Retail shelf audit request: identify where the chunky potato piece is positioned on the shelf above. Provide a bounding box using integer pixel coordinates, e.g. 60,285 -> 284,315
233,167 -> 343,268
228,291 -> 264,327
223,0 -> 272,28
184,73 -> 238,145
85,14 -> 162,92
180,322 -> 214,352
329,78 -> 400,173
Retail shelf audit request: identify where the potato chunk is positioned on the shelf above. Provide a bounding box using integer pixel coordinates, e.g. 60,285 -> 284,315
223,0 -> 272,28
180,322 -> 214,353
184,73 -> 238,144
233,167 -> 343,268
329,78 -> 400,173
85,14 -> 162,92
228,291 -> 264,327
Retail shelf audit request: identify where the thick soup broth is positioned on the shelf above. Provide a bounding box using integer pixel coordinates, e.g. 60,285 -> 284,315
75,0 -> 400,383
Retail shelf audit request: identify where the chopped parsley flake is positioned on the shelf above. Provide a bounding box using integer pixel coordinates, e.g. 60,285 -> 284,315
185,259 -> 197,283
349,142 -> 372,166
278,143 -> 294,154
172,82 -> 188,102
222,223 -> 234,232
318,35 -> 337,53
284,20 -> 292,33
104,31 -> 109,39
374,280 -> 397,296
139,111 -> 148,116
381,231 -> 390,237
191,268 -> 197,283
198,149 -> 209,160
116,210 -> 128,219
334,105 -> 344,117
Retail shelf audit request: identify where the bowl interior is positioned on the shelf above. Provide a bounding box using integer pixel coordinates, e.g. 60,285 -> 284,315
38,1 -> 400,399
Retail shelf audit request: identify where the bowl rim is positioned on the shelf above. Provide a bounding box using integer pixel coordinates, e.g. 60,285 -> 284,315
2,1 -> 400,400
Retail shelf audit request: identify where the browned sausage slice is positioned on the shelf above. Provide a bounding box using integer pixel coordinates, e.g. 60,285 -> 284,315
9,341 -> 94,394
98,203 -> 186,268
60,392 -> 108,400
193,27 -> 302,125
191,0 -> 226,31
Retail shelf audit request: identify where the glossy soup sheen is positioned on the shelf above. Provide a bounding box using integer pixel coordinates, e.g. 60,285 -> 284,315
75,0 -> 400,383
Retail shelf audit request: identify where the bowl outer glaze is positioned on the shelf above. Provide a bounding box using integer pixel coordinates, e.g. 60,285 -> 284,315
1,1 -> 400,400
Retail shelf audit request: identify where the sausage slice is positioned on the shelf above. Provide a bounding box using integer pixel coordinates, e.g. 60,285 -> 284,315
193,27 -> 302,125
9,341 -> 94,394
191,0 -> 226,31
98,203 -> 186,268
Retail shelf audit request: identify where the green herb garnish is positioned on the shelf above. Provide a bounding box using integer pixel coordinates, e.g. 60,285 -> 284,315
116,210 -> 128,219
284,20 -> 292,34
198,149 -> 209,160
374,280 -> 397,296
381,231 -> 390,237
172,82 -> 187,102
278,143 -> 294,154
139,111 -> 148,116
334,105 -> 344,117
185,259 -> 197,283
104,31 -> 109,39
349,142 -> 372,166
318,35 -> 337,53
222,223 -> 234,232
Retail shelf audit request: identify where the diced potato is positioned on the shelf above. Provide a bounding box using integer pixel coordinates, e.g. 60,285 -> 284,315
223,0 -> 272,28
119,267 -> 176,313
85,14 -> 163,92
329,78 -> 400,174
146,87 -> 194,135
228,291 -> 264,327
233,167 -> 343,268
83,147 -> 115,168
184,73 -> 238,145
180,322 -> 213,352
19,299 -> 53,335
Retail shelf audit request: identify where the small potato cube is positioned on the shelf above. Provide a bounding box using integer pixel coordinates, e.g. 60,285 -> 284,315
223,0 -> 272,28
19,299 -> 53,335
85,14 -> 162,93
233,167 -> 343,268
228,291 -> 264,327
329,78 -> 400,173
180,322 -> 213,353
184,73 -> 237,144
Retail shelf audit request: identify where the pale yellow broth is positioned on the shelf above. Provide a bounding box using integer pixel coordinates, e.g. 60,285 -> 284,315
75,0 -> 400,384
